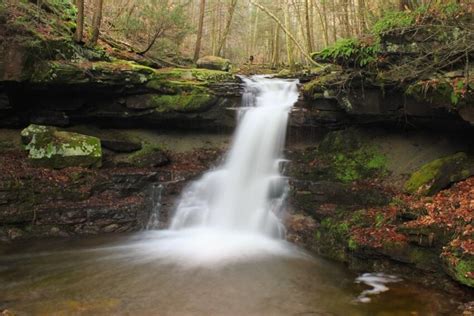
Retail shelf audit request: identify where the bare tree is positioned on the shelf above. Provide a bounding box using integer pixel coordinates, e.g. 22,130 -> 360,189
217,0 -> 238,57
250,0 -> 322,66
304,0 -> 313,52
89,0 -> 104,46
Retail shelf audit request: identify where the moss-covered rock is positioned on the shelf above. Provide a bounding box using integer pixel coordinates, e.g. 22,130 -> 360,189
112,143 -> 169,168
442,239 -> 474,288
196,56 -> 232,72
404,152 -> 474,195
314,129 -> 387,183
302,70 -> 345,99
21,124 -> 102,169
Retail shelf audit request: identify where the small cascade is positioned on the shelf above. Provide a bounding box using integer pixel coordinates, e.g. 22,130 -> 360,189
146,183 -> 163,230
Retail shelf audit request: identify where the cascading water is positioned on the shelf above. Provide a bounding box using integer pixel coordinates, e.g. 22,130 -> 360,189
170,76 -> 298,237
133,76 -> 302,266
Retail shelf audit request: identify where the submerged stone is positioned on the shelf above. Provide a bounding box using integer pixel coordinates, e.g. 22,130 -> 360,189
21,124 -> 102,169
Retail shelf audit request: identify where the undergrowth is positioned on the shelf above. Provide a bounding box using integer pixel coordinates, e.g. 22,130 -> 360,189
312,1 -> 467,69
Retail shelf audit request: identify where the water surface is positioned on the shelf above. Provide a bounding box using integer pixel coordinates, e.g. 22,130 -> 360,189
0,233 -> 456,316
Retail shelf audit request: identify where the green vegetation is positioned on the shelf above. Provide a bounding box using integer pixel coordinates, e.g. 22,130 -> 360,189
406,77 -> 474,106
312,2 -> 466,69
371,10 -> 417,35
314,38 -> 380,67
314,217 -> 352,261
151,93 -> 217,113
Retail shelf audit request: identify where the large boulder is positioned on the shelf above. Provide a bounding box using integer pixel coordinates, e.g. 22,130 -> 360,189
196,56 -> 232,72
404,152 -> 474,195
20,124 -> 102,169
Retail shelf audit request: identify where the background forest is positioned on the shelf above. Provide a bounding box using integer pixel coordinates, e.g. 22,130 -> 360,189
75,0 -> 472,67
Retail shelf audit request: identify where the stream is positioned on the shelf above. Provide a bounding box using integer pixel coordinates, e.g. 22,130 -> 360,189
0,76 -> 462,315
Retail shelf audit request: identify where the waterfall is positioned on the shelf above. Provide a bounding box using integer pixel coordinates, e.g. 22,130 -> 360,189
146,184 -> 163,230
135,76 -> 301,267
170,76 -> 299,237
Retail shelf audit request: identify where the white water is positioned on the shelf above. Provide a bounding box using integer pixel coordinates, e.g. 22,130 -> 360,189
355,273 -> 402,303
135,76 -> 301,267
171,76 -> 298,235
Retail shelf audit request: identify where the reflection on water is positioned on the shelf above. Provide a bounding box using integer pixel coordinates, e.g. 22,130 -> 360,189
0,233 -> 457,316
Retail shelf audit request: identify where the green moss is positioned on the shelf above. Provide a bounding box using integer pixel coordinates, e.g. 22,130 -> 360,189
348,237 -> 358,251
374,213 -> 385,228
126,143 -> 162,159
302,71 -> 342,98
92,60 -> 155,75
319,130 -> 388,183
153,68 -> 234,84
314,217 -> 353,261
454,259 -> 474,287
151,93 -> 217,113
196,56 -> 232,71
404,152 -> 467,194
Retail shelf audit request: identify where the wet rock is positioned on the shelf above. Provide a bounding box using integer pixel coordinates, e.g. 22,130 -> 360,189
289,179 -> 389,218
103,224 -> 119,233
404,152 -> 474,195
30,110 -> 70,127
101,139 -> 142,153
20,124 -> 102,169
7,227 -> 23,240
196,56 -> 232,72
285,213 -> 318,248
441,238 -> 474,288
112,144 -> 169,168
0,93 -> 10,111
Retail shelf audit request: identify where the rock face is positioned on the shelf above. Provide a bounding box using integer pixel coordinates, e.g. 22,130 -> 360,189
286,128 -> 474,290
1,61 -> 242,131
196,56 -> 232,72
21,124 -> 102,169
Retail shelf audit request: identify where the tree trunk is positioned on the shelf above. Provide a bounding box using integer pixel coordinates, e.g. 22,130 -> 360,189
194,0 -> 206,62
271,21 -> 280,67
251,7 -> 259,55
89,0 -> 104,46
357,0 -> 367,34
283,1 -> 293,67
74,0 -> 84,43
249,0 -> 322,66
304,0 -> 313,53
138,28 -> 164,55
217,0 -> 238,57
341,0 -> 351,38
331,0 -> 337,42
313,0 -> 329,46
211,0 -> 219,55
